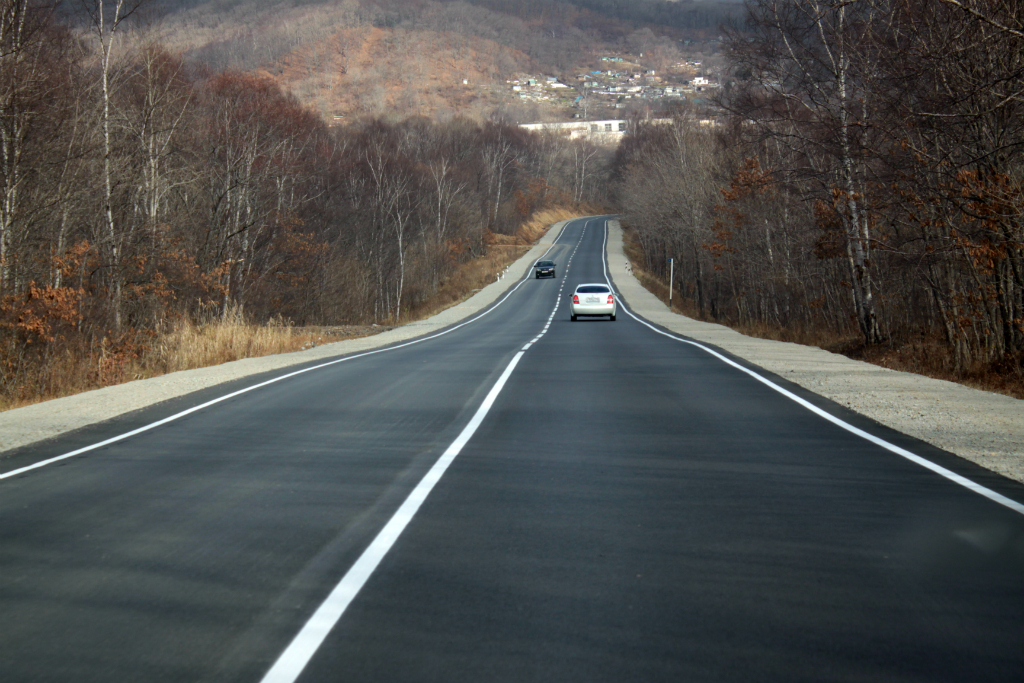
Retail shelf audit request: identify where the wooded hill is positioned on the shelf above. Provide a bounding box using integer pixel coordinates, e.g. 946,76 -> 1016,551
149,0 -> 738,121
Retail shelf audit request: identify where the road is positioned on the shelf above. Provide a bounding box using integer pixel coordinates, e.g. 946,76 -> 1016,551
1,217 -> 1023,682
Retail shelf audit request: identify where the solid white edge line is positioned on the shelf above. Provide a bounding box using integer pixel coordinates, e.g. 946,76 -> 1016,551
259,351 -> 526,683
598,219 -> 1024,518
1,224 -> 581,482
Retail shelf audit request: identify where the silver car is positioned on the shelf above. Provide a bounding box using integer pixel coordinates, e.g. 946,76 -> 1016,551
570,283 -> 616,321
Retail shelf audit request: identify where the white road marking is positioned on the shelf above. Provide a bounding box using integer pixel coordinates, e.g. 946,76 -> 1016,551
598,220 -> 1024,518
259,350 -> 527,683
259,219 -> 591,682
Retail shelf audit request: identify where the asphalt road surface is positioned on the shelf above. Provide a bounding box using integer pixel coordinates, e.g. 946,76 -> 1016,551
2,217 -> 1023,682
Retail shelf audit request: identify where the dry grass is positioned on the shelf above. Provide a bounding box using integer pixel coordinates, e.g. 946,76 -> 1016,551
400,247 -> 528,321
622,229 -> 1024,400
402,207 -> 585,321
516,207 -> 588,243
147,211 -> 586,370
0,310 -> 378,413
139,308 -> 379,376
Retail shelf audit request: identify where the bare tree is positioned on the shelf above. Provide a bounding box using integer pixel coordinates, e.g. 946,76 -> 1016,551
569,137 -> 600,203
79,0 -> 146,328
0,0 -> 63,293
121,45 -> 192,236
726,0 -> 885,343
480,123 -> 520,233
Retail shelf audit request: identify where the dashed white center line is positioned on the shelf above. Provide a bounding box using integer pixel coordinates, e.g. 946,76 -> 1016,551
259,350 -> 527,683
260,218 -> 595,683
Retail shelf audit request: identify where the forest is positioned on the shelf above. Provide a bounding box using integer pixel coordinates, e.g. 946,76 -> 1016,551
6,0 -> 1021,408
613,0 -> 1024,396
0,0 -> 609,406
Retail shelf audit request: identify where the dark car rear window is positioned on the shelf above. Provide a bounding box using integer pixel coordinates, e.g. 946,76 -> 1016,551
577,285 -> 610,293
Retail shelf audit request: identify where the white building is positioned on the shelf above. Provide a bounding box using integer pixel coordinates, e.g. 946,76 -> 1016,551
519,119 -> 629,144
519,118 -> 674,145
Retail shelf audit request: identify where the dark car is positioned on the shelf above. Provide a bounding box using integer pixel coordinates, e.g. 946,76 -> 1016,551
534,260 -> 556,278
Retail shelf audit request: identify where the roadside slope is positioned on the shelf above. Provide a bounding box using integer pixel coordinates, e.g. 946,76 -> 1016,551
0,222 -> 570,455
607,219 -> 1024,485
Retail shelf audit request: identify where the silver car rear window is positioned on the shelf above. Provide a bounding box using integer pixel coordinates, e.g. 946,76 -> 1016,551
577,285 -> 610,293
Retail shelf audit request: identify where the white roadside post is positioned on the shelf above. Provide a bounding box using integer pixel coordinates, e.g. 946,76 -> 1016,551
668,257 -> 674,308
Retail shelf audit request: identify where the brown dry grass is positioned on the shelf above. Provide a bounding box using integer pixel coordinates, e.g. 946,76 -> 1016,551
516,207 -> 586,242
622,229 -> 1024,400
401,246 -> 530,322
138,308 -> 378,376
401,207 -> 584,321
0,310 -> 378,413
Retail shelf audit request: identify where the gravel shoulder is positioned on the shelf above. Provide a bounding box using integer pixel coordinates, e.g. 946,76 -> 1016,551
606,219 -> 1024,485
0,222 -> 570,455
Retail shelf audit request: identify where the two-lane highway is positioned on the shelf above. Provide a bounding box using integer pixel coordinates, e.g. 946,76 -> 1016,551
2,217 -> 1023,682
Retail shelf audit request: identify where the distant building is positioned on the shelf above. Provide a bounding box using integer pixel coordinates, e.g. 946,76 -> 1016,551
519,119 -> 672,145
519,119 -> 628,145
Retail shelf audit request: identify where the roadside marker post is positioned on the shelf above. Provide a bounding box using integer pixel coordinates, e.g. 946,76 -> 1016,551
668,257 -> 674,308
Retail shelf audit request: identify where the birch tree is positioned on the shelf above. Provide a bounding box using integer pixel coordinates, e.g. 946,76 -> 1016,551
727,0 -> 885,343
79,0 -> 145,328
0,0 -> 63,294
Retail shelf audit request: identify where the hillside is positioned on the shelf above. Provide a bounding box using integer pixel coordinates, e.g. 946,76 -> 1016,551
258,26 -> 530,121
151,0 -> 738,122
